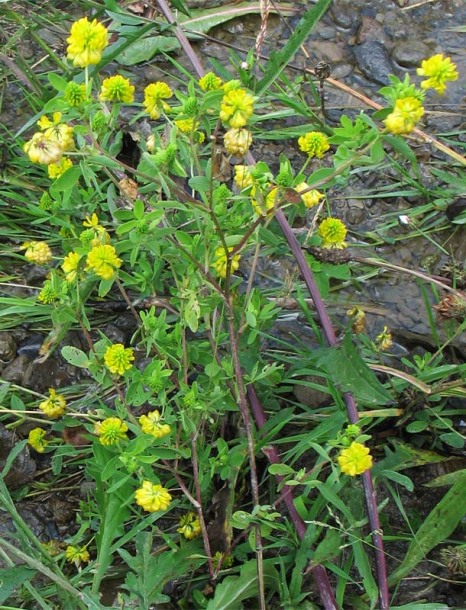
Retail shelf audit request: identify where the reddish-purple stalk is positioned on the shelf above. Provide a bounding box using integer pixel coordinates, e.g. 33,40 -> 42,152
153,2 -> 382,608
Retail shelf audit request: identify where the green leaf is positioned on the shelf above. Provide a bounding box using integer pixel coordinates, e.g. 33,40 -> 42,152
206,560 -> 279,610
388,470 -> 466,585
406,420 -> 429,433
117,36 -> 180,66
256,0 -> 333,94
0,566 -> 37,603
47,72 -> 67,92
379,469 -> 413,491
61,346 -> 91,368
439,432 -> 464,448
268,463 -> 295,476
49,165 -> 81,194
314,334 -> 394,406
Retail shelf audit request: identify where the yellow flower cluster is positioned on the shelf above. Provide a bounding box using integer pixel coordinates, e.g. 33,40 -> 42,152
417,54 -> 458,95
86,244 -> 121,280
233,165 -> 254,189
28,428 -> 49,453
212,246 -> 241,278
384,96 -> 425,135
143,82 -> 173,120
23,112 -> 74,166
48,157 -> 73,180
338,442 -> 373,476
65,545 -> 90,566
139,410 -> 171,439
298,131 -> 330,158
66,17 -> 109,67
22,241 -> 52,265
177,512 -> 202,539
219,88 -> 254,128
94,417 -> 128,445
99,75 -> 135,104
295,182 -> 324,208
62,252 -> 82,282
198,71 -> 223,91
135,480 -> 172,512
104,343 -> 134,375
376,325 -> 393,351
39,389 -> 67,419
318,218 -> 347,249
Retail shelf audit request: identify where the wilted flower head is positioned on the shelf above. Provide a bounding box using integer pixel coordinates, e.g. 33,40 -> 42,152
66,17 -> 109,67
417,54 -> 458,95
338,442 -> 373,476
23,132 -> 64,165
223,128 -> 252,156
298,131 -> 330,158
39,388 -> 67,419
135,480 -> 172,512
234,165 -> 254,190
22,241 -> 52,265
104,343 -> 134,375
219,88 -> 254,128
376,325 -> 393,351
99,75 -> 135,103
94,416 -> 129,445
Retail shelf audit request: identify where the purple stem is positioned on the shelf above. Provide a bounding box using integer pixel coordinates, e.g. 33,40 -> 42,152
274,209 -> 389,610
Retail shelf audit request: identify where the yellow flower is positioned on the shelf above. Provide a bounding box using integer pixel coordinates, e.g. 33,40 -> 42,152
251,186 -> 278,216
143,82 -> 173,120
223,128 -> 252,156
23,132 -> 63,165
48,157 -> 73,180
198,71 -> 223,91
174,118 -> 199,133
39,388 -> 67,419
212,246 -> 241,278
65,545 -> 90,565
177,512 -> 202,540
28,428 -> 49,453
64,81 -> 87,107
66,17 -> 109,67
139,410 -> 171,439
233,165 -> 254,189
62,252 -> 82,282
104,343 -> 134,375
94,417 -> 129,445
417,54 -> 458,95
22,241 -> 52,265
295,182 -> 324,208
318,217 -> 347,249
99,75 -> 135,103
86,244 -> 121,280
298,131 -> 330,158
384,96 -> 425,135
338,442 -> 373,476
376,325 -> 393,351
37,113 -> 74,152
219,88 -> 254,128
38,280 -> 60,304
135,480 -> 172,512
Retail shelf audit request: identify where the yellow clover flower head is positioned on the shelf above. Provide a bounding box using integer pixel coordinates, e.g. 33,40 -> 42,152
212,246 -> 241,278
66,17 -> 109,68
143,82 -> 173,120
384,96 -> 424,135
337,442 -> 373,476
64,81 -> 87,107
139,410 -> 171,439
174,118 -> 199,134
38,280 -> 60,304
135,480 -> 172,513
318,217 -> 347,249
99,75 -> 135,104
65,545 -> 90,566
48,157 -> 73,180
23,132 -> 63,165
62,251 -> 82,282
233,165 -> 254,190
104,343 -> 134,375
39,388 -> 67,419
177,512 -> 202,540
28,428 -> 49,453
198,71 -> 223,91
86,244 -> 122,280
417,54 -> 458,95
94,417 -> 129,445
295,182 -> 324,208
219,88 -> 254,128
376,325 -> 393,351
298,131 -> 330,158
223,128 -> 252,156
22,241 -> 52,265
